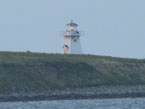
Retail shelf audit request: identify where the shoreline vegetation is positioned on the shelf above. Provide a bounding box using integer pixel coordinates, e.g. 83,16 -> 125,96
0,51 -> 145,101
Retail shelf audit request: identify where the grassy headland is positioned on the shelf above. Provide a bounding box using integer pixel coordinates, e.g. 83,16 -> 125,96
0,51 -> 145,95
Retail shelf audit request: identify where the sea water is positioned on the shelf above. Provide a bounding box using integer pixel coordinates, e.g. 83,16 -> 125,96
0,98 -> 145,109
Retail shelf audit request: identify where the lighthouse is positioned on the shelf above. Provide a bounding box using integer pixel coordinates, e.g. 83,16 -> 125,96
62,20 -> 83,54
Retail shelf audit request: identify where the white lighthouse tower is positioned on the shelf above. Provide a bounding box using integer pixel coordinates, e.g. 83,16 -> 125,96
62,20 -> 83,54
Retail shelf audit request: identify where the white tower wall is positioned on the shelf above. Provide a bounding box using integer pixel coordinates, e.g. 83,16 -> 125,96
62,37 -> 71,54
70,38 -> 82,54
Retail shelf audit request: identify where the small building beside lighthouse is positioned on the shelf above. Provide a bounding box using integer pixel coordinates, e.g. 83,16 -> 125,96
62,20 -> 83,54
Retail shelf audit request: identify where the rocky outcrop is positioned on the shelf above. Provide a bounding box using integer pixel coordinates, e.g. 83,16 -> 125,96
0,85 -> 145,102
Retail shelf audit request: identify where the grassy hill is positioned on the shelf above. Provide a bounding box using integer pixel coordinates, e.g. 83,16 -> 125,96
0,51 -> 145,94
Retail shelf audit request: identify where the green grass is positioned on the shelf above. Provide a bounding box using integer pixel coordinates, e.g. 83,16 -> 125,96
0,51 -> 145,94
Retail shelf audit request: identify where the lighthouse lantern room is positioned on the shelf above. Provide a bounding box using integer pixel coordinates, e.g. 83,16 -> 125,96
62,20 -> 82,54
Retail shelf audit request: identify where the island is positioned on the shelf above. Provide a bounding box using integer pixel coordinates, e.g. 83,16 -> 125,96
0,52 -> 145,102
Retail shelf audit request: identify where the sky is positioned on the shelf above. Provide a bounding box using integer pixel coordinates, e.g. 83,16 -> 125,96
0,0 -> 145,59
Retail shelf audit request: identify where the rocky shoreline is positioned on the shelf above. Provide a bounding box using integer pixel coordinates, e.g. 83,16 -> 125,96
0,85 -> 145,102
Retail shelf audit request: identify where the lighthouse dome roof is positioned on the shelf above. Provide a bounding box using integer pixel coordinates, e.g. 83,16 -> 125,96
66,20 -> 78,27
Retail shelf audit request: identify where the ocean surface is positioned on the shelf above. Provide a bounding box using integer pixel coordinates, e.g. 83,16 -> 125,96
0,98 -> 145,109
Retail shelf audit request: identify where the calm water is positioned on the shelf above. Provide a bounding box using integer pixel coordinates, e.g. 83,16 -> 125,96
0,98 -> 145,109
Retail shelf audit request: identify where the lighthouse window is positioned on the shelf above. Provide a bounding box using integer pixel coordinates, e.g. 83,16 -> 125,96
74,39 -> 77,42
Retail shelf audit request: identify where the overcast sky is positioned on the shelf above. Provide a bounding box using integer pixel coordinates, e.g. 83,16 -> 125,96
0,0 -> 145,59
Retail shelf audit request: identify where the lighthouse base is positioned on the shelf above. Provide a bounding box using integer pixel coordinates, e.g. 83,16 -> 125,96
62,38 -> 82,54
